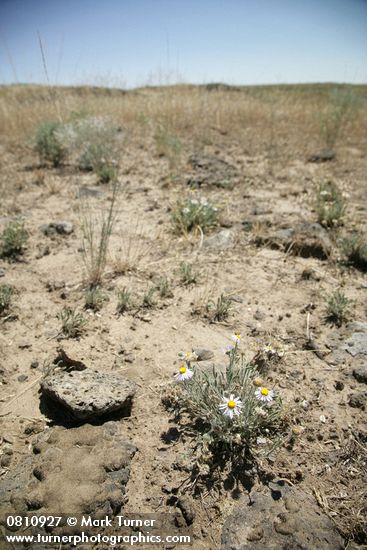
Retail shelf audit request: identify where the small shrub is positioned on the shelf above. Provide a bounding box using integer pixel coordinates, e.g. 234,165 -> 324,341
142,286 -> 156,309
154,276 -> 173,298
208,293 -> 233,322
315,181 -> 346,228
57,307 -> 87,338
341,232 -> 367,271
84,287 -> 106,311
57,116 -> 122,177
172,197 -> 219,234
178,261 -> 199,285
0,222 -> 28,259
325,290 -> 351,326
116,287 -> 133,314
33,121 -> 67,167
167,335 -> 285,476
0,284 -> 12,315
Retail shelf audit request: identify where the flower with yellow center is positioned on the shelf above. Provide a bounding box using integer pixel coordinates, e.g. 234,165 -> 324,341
178,350 -> 198,362
174,364 -> 194,382
231,332 -> 242,342
219,394 -> 242,419
255,386 -> 274,403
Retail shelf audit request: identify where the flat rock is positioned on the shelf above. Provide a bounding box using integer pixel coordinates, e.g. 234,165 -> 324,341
307,149 -> 336,163
41,368 -> 136,420
202,229 -> 235,251
187,153 -> 239,188
192,348 -> 214,361
341,332 -> 367,357
40,221 -> 74,236
221,481 -> 344,549
259,222 -> 332,259
0,423 -> 136,533
78,186 -> 105,198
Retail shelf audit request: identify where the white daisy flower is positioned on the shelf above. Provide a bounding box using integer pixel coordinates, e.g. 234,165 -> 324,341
219,394 -> 242,419
231,332 -> 242,342
255,387 -> 274,403
174,365 -> 194,382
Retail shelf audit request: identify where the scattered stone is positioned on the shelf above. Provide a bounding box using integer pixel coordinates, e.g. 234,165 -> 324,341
30,361 -> 39,369
176,496 -> 195,525
78,186 -> 105,198
221,482 -> 344,549
335,380 -> 344,391
341,332 -> 367,357
187,154 -> 239,188
40,221 -> 74,236
348,392 -> 366,409
0,268 -> 5,277
307,149 -> 336,163
17,374 -> 28,383
40,368 -> 136,420
352,366 -> 367,384
202,229 -> 235,251
193,348 -> 214,361
0,423 -> 136,528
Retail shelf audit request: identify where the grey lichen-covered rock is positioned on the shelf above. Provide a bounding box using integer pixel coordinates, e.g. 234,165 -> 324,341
353,365 -> 367,384
307,149 -> 336,163
342,332 -> 367,357
0,423 -> 136,528
41,368 -> 136,420
202,229 -> 235,251
221,481 -> 344,549
187,153 -> 239,188
192,348 -> 214,361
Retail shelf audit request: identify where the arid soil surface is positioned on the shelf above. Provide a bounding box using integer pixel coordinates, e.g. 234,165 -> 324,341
0,84 -> 366,549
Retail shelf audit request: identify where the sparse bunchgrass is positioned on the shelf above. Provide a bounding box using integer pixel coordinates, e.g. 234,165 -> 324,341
177,261 -> 199,285
171,197 -> 219,234
317,87 -> 362,150
315,181 -> 346,228
116,287 -> 133,314
325,290 -> 352,326
154,276 -> 173,298
96,163 -> 118,184
142,286 -> 156,309
0,284 -> 12,315
57,307 -> 87,338
0,222 -> 28,259
84,286 -> 107,311
166,337 -> 286,477
33,120 -> 67,167
341,232 -> 367,271
80,181 -> 119,287
112,220 -> 151,275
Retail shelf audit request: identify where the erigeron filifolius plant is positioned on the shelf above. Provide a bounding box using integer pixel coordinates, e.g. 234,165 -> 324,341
170,333 -> 287,476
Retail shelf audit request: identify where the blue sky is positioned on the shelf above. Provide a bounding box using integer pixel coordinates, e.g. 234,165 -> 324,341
1,0 -> 367,87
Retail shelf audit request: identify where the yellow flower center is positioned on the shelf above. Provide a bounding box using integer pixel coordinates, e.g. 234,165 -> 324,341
261,388 -> 269,396
179,366 -> 187,374
234,332 -> 241,339
227,400 -> 236,409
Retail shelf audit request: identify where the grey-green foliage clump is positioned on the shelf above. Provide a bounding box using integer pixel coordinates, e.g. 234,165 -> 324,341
317,87 -> 362,149
325,290 -> 351,327
57,307 -> 87,338
340,232 -> 367,272
56,116 -> 122,182
315,181 -> 346,228
33,120 -> 67,167
178,261 -> 199,285
172,197 -> 219,234
167,339 -> 286,476
0,284 -> 12,315
0,222 -> 28,259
